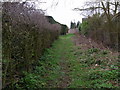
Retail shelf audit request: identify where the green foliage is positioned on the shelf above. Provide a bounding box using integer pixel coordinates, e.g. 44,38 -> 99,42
87,70 -> 118,81
69,45 -> 119,88
87,48 -> 100,54
60,24 -> 68,35
86,69 -> 119,88
78,24 -> 81,31
70,21 -> 76,29
76,21 -> 80,28
80,21 -> 89,35
19,73 -> 44,89
101,50 -> 109,55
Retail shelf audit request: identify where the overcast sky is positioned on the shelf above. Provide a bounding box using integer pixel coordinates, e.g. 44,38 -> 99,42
36,0 -> 88,28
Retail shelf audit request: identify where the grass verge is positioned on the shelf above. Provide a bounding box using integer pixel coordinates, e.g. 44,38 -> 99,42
69,46 -> 119,88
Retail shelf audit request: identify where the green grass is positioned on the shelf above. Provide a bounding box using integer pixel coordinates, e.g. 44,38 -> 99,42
14,34 -> 119,89
69,47 -> 119,88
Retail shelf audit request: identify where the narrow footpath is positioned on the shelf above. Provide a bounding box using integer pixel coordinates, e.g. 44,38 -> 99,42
42,30 -> 119,88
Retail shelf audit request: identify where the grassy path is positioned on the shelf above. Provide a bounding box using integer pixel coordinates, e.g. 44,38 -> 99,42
45,34 -> 77,87
43,34 -> 118,88
19,34 -> 119,89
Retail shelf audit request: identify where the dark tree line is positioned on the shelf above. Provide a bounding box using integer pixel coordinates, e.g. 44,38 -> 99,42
70,21 -> 80,29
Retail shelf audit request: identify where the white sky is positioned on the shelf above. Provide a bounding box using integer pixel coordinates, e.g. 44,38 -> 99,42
36,0 -> 88,28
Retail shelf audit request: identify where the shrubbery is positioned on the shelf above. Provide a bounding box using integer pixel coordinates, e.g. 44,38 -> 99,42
80,13 -> 120,50
60,24 -> 68,35
80,21 -> 89,35
2,2 -> 61,88
46,16 -> 68,35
